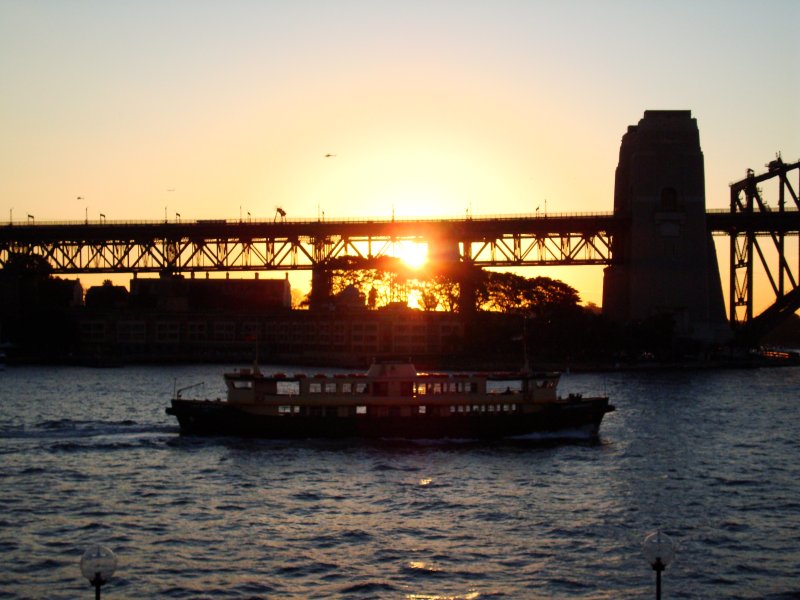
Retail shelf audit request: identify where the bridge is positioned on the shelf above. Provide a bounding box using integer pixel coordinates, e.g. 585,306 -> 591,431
0,212 -> 619,273
718,157 -> 800,337
1,113 -> 797,342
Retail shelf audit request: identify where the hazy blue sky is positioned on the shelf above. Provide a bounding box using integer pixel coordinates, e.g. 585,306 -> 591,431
1,0 -> 797,303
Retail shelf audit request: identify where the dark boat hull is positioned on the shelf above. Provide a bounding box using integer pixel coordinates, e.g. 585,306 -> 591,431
166,398 -> 614,440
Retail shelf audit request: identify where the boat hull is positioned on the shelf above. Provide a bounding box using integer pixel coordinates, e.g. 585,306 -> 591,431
166,398 -> 614,440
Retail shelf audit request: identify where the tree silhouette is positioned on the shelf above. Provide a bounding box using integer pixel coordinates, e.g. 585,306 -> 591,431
478,271 -> 580,315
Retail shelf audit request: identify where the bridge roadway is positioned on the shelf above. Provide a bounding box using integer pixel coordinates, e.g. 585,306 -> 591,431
0,209 -> 796,275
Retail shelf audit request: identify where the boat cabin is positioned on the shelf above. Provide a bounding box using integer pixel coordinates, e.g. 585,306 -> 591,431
220,362 -> 561,418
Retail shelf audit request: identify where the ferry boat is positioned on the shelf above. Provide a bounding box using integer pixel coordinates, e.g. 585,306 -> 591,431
166,362 -> 614,440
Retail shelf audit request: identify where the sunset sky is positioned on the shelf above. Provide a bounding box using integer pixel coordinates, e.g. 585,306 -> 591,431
1,1 -> 798,306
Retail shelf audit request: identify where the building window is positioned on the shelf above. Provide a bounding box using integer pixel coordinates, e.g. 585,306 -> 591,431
117,320 -> 146,343
241,322 -> 260,341
213,321 -> 236,341
187,322 -> 206,341
155,321 -> 180,343
81,321 -> 107,343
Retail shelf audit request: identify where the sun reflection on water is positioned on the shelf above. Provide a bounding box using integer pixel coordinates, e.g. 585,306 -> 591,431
406,593 -> 480,600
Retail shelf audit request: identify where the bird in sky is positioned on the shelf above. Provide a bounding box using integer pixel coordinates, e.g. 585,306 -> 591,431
324,153 -> 337,158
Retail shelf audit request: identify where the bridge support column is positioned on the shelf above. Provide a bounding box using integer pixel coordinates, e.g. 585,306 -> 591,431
309,266 -> 333,310
602,110 -> 729,342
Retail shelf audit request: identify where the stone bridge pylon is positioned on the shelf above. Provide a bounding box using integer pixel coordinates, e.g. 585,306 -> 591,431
602,110 -> 730,341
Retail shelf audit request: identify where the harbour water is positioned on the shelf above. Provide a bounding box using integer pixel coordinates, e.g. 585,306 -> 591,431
1,364 -> 799,599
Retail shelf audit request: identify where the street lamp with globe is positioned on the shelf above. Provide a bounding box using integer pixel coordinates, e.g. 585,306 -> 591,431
80,544 -> 117,599
642,530 -> 675,600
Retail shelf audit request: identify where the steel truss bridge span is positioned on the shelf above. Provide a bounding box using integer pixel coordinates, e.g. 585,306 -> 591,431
0,213 -> 620,274
712,157 -> 800,337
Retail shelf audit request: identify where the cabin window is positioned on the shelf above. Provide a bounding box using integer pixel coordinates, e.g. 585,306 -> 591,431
488,405 -> 495,412
450,405 -> 456,413
277,381 -> 300,395
278,405 -> 293,414
448,382 -> 457,393
309,382 -> 322,393
355,383 -> 368,394
418,406 -> 426,414
231,380 -> 253,389
489,380 -> 522,394
342,382 -> 352,394
356,405 -> 367,415
432,383 -> 442,394
416,383 -> 427,396
324,382 -> 336,393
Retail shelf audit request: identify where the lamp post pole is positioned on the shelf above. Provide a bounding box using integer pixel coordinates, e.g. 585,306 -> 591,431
653,557 -> 665,600
91,573 -> 104,600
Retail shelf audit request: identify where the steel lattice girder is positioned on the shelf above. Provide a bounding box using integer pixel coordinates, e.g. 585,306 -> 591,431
0,216 -> 620,273
722,158 -> 800,329
466,232 -> 612,265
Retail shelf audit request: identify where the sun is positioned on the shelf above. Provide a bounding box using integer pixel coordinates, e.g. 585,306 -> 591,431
395,241 -> 428,270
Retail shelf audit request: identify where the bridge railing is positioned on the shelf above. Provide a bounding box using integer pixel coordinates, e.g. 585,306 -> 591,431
3,210 -> 618,228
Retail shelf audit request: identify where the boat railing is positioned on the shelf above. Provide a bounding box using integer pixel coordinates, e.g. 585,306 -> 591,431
175,381 -> 205,399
